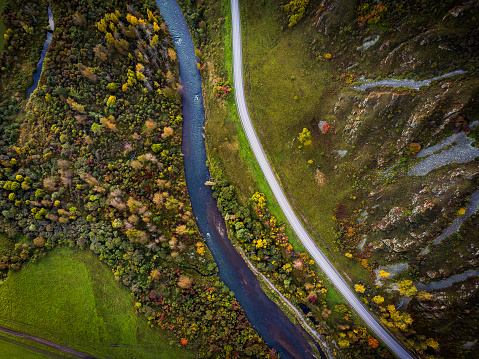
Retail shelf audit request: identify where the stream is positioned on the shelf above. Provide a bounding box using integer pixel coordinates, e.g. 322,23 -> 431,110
415,269 -> 479,292
353,69 -> 466,91
154,0 -> 322,358
26,3 -> 54,98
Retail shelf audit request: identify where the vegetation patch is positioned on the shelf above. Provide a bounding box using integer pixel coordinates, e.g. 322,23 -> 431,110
0,0 -> 7,52
0,335 -> 70,359
0,247 -> 192,358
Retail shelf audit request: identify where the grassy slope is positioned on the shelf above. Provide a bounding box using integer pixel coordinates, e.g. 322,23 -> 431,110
0,247 -> 195,359
203,0 -> 380,351
0,334 -> 75,358
238,0 -> 371,283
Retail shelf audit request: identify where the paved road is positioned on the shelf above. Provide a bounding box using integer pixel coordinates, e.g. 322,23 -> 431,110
229,1 -> 415,358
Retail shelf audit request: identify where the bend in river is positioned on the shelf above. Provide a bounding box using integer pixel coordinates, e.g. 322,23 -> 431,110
154,0 -> 321,358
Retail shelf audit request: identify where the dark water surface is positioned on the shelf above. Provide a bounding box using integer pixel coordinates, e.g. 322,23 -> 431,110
154,0 -> 321,358
26,4 -> 54,98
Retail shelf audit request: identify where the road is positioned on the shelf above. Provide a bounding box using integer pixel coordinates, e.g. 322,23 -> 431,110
229,1 -> 415,358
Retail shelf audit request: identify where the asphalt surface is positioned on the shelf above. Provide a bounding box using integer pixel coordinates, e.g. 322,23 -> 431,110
230,0 -> 415,358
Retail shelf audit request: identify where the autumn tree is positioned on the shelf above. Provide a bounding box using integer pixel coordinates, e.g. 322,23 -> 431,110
397,279 -> 417,297
178,275 -> 193,289
297,127 -> 311,148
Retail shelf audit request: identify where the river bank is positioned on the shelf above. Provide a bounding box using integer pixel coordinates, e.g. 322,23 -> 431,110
155,0 -> 320,357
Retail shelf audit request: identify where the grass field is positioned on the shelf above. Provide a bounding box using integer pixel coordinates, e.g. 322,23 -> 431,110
0,247 -> 195,359
0,333 -> 75,358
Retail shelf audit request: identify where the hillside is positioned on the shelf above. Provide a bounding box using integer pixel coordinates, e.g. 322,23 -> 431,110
203,0 -> 479,357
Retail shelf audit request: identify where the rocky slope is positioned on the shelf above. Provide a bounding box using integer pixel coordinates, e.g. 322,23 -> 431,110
309,0 -> 479,356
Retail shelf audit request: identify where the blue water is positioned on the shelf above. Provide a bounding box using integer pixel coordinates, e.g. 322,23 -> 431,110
154,1 -> 321,358
27,4 -> 54,98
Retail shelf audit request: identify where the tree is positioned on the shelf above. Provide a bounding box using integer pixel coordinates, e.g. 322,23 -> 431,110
33,237 -> 45,247
379,270 -> 390,278
126,14 -> 138,26
94,44 -> 109,61
297,127 -> 311,147
168,48 -> 177,61
178,275 -> 193,289
114,39 -> 129,54
107,96 -> 117,107
354,284 -> 365,293
105,32 -> 115,44
282,0 -> 310,27
368,338 -> 379,349
426,338 -> 439,349
91,122 -> 102,135
96,19 -> 108,33
372,295 -> 384,304
397,279 -> 417,297
150,269 -> 161,281
150,35 -> 159,47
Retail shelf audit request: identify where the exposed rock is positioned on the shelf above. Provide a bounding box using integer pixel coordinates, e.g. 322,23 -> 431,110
382,237 -> 416,252
377,207 -> 406,230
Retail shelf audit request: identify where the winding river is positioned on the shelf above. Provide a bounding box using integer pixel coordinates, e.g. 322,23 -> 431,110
154,0 -> 322,358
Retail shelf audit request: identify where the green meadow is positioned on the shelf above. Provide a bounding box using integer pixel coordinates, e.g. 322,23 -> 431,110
0,247 -> 195,359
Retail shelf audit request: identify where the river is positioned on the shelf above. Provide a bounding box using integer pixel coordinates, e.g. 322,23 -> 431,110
26,2 -> 54,98
154,0 -> 322,358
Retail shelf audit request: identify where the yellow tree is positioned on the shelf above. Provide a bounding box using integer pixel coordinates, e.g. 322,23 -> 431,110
398,279 -> 417,297
297,127 -> 311,148
354,284 -> 365,293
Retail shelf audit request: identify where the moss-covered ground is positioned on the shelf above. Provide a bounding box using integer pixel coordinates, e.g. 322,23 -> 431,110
0,0 -> 6,52
0,247 -> 195,359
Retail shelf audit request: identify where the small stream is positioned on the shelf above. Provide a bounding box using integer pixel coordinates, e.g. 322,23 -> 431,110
26,3 -> 54,98
408,121 -> 479,176
353,69 -> 466,91
415,269 -> 479,292
154,0 -> 322,358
